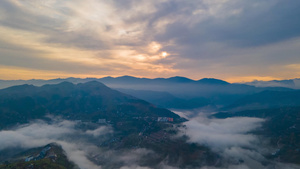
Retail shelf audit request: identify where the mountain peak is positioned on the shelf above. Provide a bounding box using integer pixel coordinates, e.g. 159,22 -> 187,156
198,78 -> 229,85
118,75 -> 138,79
78,80 -> 109,89
41,81 -> 74,88
166,76 -> 194,83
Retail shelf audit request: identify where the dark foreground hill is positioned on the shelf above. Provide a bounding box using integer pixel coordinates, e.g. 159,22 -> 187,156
0,143 -> 74,169
0,81 -> 180,129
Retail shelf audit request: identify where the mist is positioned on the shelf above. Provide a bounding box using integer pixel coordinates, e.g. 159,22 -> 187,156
0,117 -> 165,169
0,118 -> 106,169
0,113 -> 299,169
175,110 -> 300,169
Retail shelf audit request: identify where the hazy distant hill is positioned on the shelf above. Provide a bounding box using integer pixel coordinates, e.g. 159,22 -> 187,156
98,76 -> 293,108
0,81 -> 180,129
0,76 -> 294,109
224,90 -> 300,111
117,88 -> 211,109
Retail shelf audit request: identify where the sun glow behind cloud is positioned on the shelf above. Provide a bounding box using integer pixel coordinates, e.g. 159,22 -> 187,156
0,0 -> 300,81
0,0 -> 180,79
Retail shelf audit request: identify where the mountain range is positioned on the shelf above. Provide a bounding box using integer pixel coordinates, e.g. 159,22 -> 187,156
1,77 -> 300,168
0,76 -> 296,109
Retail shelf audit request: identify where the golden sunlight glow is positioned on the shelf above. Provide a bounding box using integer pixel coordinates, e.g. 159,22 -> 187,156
225,76 -> 283,83
1,0 -> 298,82
161,52 -> 168,58
0,25 -> 177,80
0,66 -> 97,80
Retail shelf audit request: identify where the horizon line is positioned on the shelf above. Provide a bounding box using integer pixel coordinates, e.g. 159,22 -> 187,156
0,75 -> 299,84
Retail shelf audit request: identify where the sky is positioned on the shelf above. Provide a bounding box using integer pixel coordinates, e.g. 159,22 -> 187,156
0,0 -> 300,82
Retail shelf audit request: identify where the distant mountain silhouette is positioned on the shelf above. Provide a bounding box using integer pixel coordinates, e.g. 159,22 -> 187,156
165,76 -> 194,83
0,76 -> 295,109
225,90 -> 300,111
117,88 -> 211,109
197,78 -> 229,85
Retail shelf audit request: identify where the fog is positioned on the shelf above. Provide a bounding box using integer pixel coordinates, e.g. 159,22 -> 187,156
0,117 -> 151,169
175,111 -> 300,169
0,118 -> 105,169
0,114 -> 299,169
182,116 -> 265,149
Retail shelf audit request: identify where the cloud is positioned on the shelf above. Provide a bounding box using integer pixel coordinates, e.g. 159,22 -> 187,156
120,166 -> 150,169
0,113 -> 299,169
118,148 -> 154,164
181,116 -> 265,150
0,119 -> 76,150
154,0 -> 300,47
0,0 -> 300,80
57,141 -> 101,169
86,126 -> 113,137
0,119 -> 109,169
175,110 -> 300,169
0,118 -> 162,169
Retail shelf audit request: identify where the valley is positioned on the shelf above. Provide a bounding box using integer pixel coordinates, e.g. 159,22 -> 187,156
0,79 -> 299,169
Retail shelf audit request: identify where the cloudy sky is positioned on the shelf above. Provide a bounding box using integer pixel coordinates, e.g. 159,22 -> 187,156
1,0 -> 300,82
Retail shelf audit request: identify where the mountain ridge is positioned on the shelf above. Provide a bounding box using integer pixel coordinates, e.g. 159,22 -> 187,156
0,81 -> 181,129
